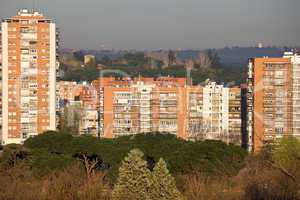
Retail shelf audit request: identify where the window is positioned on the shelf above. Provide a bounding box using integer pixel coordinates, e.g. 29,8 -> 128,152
29,20 -> 37,25
8,27 -> 17,31
8,34 -> 16,38
31,49 -> 37,54
21,20 -> 28,25
265,64 -> 273,69
275,128 -> 284,134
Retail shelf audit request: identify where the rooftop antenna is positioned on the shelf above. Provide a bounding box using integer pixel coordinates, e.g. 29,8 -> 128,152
32,0 -> 36,12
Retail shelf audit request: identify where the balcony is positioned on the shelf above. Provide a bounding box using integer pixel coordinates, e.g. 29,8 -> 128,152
21,33 -> 37,40
28,68 -> 37,75
21,118 -> 30,123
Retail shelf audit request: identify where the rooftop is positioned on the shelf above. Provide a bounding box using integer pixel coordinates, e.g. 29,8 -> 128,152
2,9 -> 50,22
17,9 -> 43,17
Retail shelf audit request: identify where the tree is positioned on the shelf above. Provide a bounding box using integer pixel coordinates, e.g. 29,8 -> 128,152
21,131 -> 246,181
150,158 -> 182,200
73,50 -> 85,62
24,131 -> 72,154
74,153 -> 104,182
100,55 -> 112,66
196,50 -> 221,69
206,50 -> 221,67
123,52 -> 147,67
168,50 -> 176,66
243,138 -> 300,200
271,137 -> 300,186
112,149 -> 152,200
197,52 -> 213,69
0,144 -> 29,169
61,103 -> 83,136
112,148 -> 183,200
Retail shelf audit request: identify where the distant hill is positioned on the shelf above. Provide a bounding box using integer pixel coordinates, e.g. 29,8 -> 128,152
210,47 -> 285,64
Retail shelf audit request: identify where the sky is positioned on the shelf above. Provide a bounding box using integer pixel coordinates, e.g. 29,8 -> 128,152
0,0 -> 299,50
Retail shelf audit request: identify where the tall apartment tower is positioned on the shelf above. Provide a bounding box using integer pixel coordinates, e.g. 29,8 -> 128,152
247,52 -> 300,152
1,9 -> 57,145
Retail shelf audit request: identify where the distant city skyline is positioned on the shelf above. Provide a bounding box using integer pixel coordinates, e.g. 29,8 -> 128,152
0,0 -> 299,50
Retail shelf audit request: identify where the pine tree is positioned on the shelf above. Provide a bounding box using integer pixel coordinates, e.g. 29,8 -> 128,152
150,158 -> 182,200
112,149 -> 152,200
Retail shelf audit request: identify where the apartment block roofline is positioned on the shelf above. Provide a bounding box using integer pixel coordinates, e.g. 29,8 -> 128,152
2,9 -> 53,23
17,9 -> 43,16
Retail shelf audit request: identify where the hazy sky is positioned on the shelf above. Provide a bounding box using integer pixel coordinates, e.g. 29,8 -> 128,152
1,0 -> 299,50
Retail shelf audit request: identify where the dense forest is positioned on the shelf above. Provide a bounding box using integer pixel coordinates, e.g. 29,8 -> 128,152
0,131 -> 299,200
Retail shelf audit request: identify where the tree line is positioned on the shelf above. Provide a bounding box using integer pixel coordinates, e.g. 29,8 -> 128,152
0,131 -> 299,199
61,51 -> 246,85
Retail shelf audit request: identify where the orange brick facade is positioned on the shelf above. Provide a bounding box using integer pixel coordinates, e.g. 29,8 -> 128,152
247,52 -> 300,152
1,10 -> 57,144
58,77 -> 242,143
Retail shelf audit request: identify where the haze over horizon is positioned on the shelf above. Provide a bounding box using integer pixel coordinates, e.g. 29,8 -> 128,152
1,0 -> 299,50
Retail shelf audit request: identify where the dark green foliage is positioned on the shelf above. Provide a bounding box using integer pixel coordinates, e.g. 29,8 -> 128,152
17,132 -> 247,179
24,131 -> 73,154
190,65 -> 247,85
123,52 -> 147,67
99,55 -> 113,66
62,65 -> 100,82
29,149 -> 74,175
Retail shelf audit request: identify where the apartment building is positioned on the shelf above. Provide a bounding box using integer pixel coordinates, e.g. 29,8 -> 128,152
228,87 -> 242,144
195,82 -> 242,144
202,82 -> 229,140
58,81 -> 83,103
59,81 -> 98,136
1,10 -> 58,144
91,77 -> 187,138
79,108 -> 98,135
58,77 -> 242,143
88,77 -> 242,143
247,52 -> 300,152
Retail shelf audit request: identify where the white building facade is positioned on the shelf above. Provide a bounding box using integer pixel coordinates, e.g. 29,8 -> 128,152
202,82 -> 230,140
